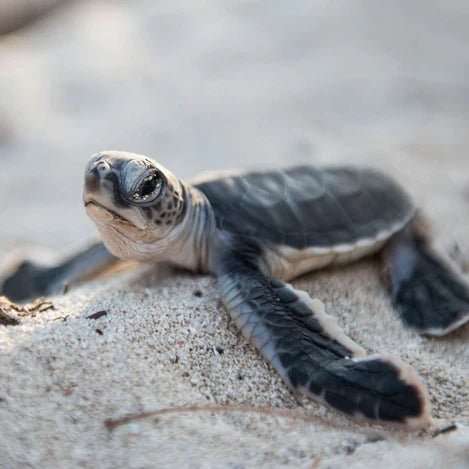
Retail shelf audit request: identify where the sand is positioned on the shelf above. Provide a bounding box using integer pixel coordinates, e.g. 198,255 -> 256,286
0,1 -> 468,468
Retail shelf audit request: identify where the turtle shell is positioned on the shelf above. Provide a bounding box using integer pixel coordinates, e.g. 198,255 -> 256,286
195,166 -> 415,249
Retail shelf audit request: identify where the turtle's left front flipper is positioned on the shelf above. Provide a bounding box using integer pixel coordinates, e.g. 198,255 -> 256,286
1,242 -> 117,302
217,254 -> 430,430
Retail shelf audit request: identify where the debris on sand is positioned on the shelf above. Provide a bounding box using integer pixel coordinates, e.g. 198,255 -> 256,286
0,296 -> 54,326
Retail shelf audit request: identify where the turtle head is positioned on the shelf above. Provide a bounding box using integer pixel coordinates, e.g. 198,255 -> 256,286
83,151 -> 186,261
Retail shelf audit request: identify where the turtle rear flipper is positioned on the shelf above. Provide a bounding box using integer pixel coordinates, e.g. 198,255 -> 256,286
384,228 -> 469,335
217,253 -> 430,430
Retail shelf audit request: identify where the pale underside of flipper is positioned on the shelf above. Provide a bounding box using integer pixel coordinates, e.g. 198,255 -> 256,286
217,253 -> 431,430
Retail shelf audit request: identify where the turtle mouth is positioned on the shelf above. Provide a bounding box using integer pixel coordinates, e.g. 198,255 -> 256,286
84,199 -> 133,225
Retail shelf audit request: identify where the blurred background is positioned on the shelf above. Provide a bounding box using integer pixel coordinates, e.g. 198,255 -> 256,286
1,0 -> 469,259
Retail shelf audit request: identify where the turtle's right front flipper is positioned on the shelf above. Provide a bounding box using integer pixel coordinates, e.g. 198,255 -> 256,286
217,254 -> 430,430
1,242 -> 117,302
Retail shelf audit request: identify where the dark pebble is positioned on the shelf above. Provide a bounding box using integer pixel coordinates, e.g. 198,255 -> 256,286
87,311 -> 108,320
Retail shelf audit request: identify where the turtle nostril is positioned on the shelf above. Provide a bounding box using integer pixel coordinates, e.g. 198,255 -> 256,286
96,161 -> 110,173
85,160 -> 110,192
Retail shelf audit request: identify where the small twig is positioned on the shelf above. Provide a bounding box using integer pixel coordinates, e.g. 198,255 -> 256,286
103,404 -> 414,441
105,404 -> 339,430
432,423 -> 458,438
36,303 -> 55,313
17,297 -> 55,317
0,296 -> 55,325
104,404 -> 443,439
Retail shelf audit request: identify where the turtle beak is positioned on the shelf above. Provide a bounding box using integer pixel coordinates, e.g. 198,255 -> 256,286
83,152 -> 150,231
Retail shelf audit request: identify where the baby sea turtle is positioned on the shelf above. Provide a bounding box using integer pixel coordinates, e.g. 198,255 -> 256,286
3,151 -> 469,430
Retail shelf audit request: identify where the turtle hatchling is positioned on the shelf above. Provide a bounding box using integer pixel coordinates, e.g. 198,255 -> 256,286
4,151 -> 469,430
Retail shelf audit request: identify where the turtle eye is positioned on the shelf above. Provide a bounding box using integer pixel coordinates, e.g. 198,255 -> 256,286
121,158 -> 166,206
132,170 -> 163,203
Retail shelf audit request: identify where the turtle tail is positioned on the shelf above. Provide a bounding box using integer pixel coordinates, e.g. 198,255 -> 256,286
383,223 -> 469,335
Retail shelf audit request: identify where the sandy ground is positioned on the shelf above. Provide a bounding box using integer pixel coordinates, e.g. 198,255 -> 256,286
0,1 -> 468,468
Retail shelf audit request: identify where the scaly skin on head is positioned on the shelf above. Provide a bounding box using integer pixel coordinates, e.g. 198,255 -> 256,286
83,151 -> 216,271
